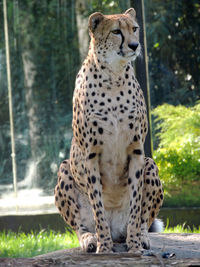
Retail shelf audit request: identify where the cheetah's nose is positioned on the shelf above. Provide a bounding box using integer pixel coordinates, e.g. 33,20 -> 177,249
128,42 -> 139,51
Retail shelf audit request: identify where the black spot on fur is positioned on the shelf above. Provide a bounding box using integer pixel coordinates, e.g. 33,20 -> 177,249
61,181 -> 65,189
128,178 -> 132,184
91,175 -> 96,184
89,153 -> 96,159
136,170 -> 140,179
133,149 -> 142,155
98,127 -> 103,134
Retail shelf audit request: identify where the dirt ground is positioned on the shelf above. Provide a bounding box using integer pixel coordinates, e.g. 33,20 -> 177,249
0,233 -> 200,266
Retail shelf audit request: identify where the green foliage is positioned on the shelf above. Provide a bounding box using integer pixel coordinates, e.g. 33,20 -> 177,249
78,0 -> 129,16
0,230 -> 79,258
164,220 -> 200,233
144,0 -> 200,106
153,103 -> 200,148
163,187 -> 200,207
152,103 -> 200,206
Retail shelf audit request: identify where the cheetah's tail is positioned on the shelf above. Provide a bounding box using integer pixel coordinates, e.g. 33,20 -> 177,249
148,218 -> 164,232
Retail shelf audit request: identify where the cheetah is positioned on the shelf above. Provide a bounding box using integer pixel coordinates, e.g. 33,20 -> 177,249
55,8 -> 163,255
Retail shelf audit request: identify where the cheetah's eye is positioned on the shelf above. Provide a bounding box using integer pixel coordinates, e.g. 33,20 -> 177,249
111,29 -> 121,35
133,27 -> 138,33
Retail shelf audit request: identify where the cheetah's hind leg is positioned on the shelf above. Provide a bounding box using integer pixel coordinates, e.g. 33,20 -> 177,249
54,159 -> 97,253
141,157 -> 164,250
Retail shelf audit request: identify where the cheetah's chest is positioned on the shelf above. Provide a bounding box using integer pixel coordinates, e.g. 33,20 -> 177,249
94,109 -> 140,184
96,114 -> 132,209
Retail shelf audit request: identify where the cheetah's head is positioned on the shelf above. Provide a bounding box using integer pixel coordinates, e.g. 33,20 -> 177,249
89,8 -> 141,64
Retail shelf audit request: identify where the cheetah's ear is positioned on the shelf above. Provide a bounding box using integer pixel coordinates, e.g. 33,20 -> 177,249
89,12 -> 104,33
124,8 -> 136,19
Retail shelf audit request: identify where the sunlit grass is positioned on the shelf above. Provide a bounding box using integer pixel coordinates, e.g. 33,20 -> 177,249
0,230 -> 79,258
164,225 -> 200,233
164,219 -> 200,233
0,224 -> 200,258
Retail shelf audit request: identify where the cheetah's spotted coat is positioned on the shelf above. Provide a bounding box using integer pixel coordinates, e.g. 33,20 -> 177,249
55,8 -> 163,255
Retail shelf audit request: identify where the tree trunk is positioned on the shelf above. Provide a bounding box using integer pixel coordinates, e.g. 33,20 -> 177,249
22,50 -> 41,187
75,0 -> 89,62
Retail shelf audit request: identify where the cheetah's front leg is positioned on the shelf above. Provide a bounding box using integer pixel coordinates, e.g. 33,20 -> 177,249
126,148 -> 144,255
85,156 -> 113,253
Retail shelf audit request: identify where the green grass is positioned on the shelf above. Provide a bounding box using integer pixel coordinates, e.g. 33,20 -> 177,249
164,219 -> 200,233
0,230 -> 79,258
0,226 -> 200,258
164,225 -> 200,233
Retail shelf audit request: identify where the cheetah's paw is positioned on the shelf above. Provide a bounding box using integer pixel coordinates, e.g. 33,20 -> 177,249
80,233 -> 97,253
128,247 -> 142,257
96,241 -> 113,253
141,232 -> 150,250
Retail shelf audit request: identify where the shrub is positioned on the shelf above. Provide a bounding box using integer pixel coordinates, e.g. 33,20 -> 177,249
152,103 -> 200,202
